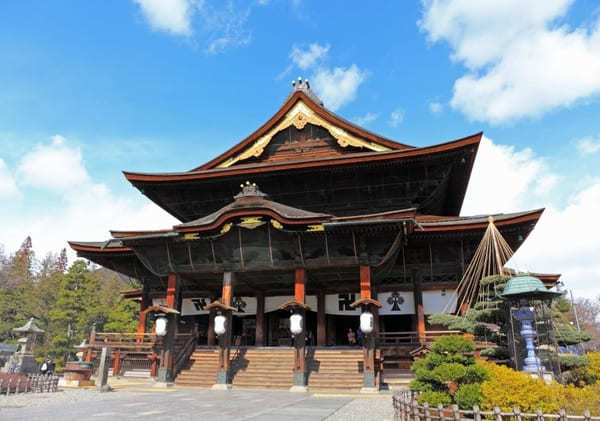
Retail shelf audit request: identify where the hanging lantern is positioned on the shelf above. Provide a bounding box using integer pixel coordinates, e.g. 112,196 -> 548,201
214,313 -> 227,336
290,312 -> 303,335
155,314 -> 168,337
360,310 -> 374,334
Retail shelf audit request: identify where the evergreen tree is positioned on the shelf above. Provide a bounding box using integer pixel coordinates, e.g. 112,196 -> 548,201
48,260 -> 101,364
0,236 -> 37,340
104,298 -> 140,333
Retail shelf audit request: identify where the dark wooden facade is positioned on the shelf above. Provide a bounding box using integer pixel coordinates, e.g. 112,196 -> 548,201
69,80 -> 556,388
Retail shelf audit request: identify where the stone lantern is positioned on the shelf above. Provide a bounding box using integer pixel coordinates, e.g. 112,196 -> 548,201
10,318 -> 45,374
501,275 -> 561,380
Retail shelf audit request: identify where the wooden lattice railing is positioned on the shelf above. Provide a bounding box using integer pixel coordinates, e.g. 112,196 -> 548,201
84,331 -> 195,377
377,330 -> 463,346
393,390 -> 599,421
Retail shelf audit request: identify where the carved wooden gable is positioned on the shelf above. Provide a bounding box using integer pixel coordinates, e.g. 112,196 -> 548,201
216,100 -> 392,168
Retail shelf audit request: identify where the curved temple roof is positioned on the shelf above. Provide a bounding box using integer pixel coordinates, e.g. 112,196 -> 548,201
122,83 -> 482,222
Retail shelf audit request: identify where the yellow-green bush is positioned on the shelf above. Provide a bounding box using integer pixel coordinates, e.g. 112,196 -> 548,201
570,352 -> 600,385
479,361 -> 561,412
558,382 -> 600,415
480,361 -> 600,415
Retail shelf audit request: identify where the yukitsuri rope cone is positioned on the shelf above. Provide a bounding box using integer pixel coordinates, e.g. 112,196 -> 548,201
444,216 -> 515,315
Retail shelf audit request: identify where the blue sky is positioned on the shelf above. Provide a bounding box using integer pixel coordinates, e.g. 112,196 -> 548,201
0,1 -> 599,297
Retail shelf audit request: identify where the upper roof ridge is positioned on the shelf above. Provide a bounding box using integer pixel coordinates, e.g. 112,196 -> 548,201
287,76 -> 323,106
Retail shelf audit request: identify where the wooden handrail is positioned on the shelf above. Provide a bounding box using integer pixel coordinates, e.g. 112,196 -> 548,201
173,335 -> 197,377
393,391 -> 599,421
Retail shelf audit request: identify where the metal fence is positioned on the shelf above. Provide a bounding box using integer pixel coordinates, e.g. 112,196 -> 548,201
0,374 -> 59,396
393,390 -> 599,421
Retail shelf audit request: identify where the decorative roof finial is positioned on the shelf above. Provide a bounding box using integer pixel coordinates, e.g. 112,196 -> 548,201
235,182 -> 267,199
288,76 -> 324,106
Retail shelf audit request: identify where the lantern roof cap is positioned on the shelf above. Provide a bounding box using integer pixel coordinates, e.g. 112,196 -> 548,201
501,275 -> 562,299
12,318 -> 45,334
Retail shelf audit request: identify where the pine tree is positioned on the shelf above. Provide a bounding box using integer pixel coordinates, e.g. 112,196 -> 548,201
48,260 -> 101,365
0,236 -> 37,340
104,298 -> 140,333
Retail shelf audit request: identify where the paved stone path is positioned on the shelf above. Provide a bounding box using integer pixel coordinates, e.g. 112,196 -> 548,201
0,382 -> 395,421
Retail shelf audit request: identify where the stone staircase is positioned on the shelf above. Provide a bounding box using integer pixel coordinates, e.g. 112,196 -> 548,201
306,348 -> 366,391
175,347 -> 387,391
175,347 -> 219,387
383,368 -> 414,390
230,347 -> 295,390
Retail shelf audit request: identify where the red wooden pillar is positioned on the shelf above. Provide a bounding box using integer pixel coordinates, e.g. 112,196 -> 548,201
317,292 -> 326,346
85,327 -> 96,363
207,308 -> 216,346
359,265 -> 377,390
255,293 -> 265,347
360,265 -> 372,300
136,293 -> 150,342
166,274 -> 177,308
215,272 -> 234,388
292,268 -> 307,390
413,277 -> 426,344
113,349 -> 121,377
158,274 -> 179,383
150,355 -> 158,377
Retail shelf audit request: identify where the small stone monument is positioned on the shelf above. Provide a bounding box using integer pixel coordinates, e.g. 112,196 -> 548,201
2,318 -> 45,374
96,346 -> 111,392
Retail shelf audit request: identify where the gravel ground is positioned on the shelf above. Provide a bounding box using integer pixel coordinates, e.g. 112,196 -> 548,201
0,386 -> 397,420
0,388 -> 115,409
325,396 -> 395,421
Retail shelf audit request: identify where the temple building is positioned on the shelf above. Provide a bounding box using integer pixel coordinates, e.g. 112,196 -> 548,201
69,79 -> 557,391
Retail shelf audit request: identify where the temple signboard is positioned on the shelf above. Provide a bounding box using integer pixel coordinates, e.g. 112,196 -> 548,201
378,292 -> 415,315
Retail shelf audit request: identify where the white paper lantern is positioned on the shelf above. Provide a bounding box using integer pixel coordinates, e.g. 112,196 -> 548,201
290,313 -> 303,335
214,314 -> 227,336
155,315 -> 168,336
360,311 -> 374,334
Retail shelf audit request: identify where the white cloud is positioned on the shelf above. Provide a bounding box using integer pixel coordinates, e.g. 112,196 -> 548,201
388,108 -> 405,127
420,0 -> 600,124
429,101 -> 443,114
1,135 -> 178,260
201,2 -> 252,54
462,136 -> 558,215
354,112 -> 378,126
283,43 -> 366,110
290,43 -> 330,70
133,0 -> 196,36
0,158 -> 19,199
133,0 -> 253,53
311,65 -> 366,111
514,180 -> 600,298
17,135 -> 90,193
576,136 -> 600,155
462,135 -> 597,297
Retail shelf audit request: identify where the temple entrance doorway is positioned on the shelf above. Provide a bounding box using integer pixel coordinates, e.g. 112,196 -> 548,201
265,310 -> 316,346
232,315 -> 256,346
327,315 -> 361,346
380,314 -> 413,333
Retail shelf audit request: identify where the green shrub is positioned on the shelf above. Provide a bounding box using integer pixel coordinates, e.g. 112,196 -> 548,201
428,314 -> 475,333
464,364 -> 490,383
432,362 -> 467,382
411,335 -> 487,407
559,355 -> 589,371
480,347 -> 509,358
454,383 -> 482,409
409,379 -> 434,392
431,335 -> 475,354
417,391 -> 452,407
